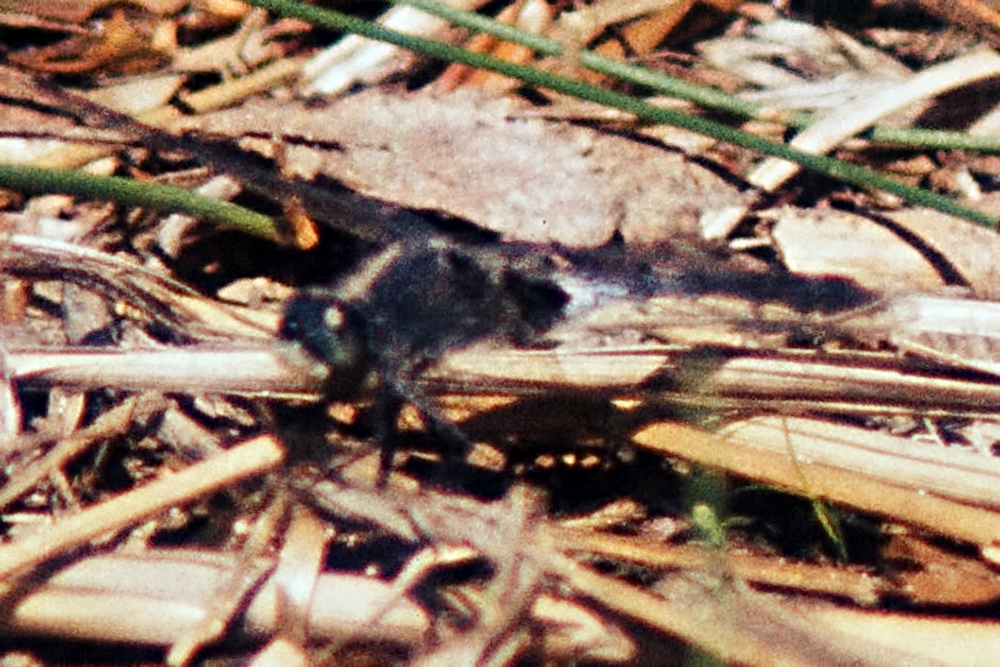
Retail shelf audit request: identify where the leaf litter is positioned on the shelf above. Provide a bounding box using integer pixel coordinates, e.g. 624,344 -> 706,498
6,2 -> 1000,666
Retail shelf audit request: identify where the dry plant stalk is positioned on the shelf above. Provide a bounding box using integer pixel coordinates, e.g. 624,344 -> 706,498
0,435 -> 283,581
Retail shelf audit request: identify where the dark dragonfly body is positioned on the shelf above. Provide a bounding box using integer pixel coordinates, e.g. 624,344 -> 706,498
279,238 -> 571,398
278,234 -> 876,484
279,238 -> 575,483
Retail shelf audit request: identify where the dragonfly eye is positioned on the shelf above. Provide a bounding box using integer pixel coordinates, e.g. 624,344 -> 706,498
280,292 -> 370,398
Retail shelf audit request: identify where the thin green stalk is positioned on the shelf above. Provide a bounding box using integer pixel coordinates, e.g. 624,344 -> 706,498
396,0 -> 1000,154
0,165 -> 282,241
862,126 -> 1000,152
394,0 -> 796,124
245,0 -> 997,228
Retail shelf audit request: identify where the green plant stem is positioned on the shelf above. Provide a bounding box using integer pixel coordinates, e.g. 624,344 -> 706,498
397,0 -> 1000,154
0,165 -> 282,242
246,0 -> 996,228
395,0 -> 798,123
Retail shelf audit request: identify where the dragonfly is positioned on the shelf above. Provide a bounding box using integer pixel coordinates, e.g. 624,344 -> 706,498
5,224 -> 1000,440
268,225 -> 1000,494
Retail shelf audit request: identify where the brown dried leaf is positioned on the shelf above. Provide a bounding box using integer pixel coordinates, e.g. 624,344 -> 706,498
0,0 -> 186,23
884,534 -> 1000,606
175,90 -> 751,248
912,0 -> 1000,46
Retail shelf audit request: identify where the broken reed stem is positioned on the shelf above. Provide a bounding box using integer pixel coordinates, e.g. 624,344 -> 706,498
8,347 -> 309,396
5,549 -> 430,645
545,550 -> 813,667
548,526 -> 882,603
0,396 -> 145,512
0,436 -> 284,580
633,421 -> 1000,549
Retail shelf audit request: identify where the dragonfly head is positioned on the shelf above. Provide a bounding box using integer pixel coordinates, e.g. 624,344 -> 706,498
279,290 -> 371,399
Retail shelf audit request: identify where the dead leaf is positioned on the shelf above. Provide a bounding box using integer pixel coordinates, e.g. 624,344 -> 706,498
886,206 -> 1000,299
0,0 -> 187,24
767,206 -> 946,292
174,89 -> 751,248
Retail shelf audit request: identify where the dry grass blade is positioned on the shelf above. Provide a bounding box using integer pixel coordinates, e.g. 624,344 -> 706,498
1,234 -> 277,338
0,436 -> 283,581
749,47 -> 1000,191
0,395 -> 147,511
2,549 -> 430,645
